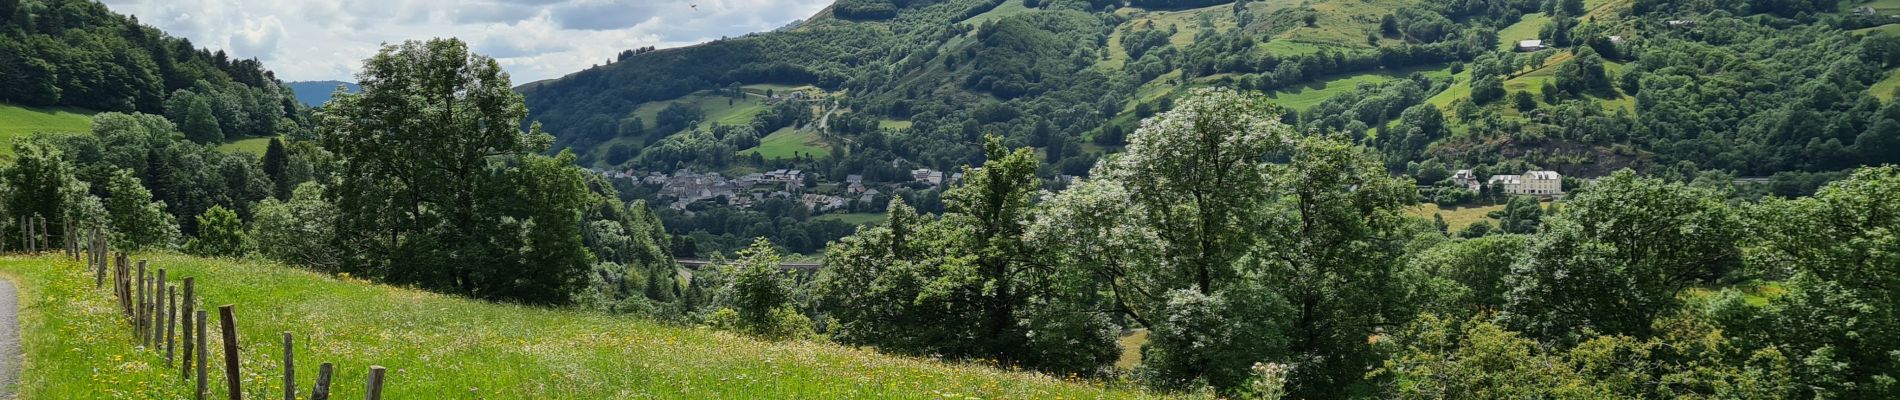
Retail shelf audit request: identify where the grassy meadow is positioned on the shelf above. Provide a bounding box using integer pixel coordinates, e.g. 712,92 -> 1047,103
627,91 -> 771,132
1264,65 -> 1452,112
1496,13 -> 1552,50
812,212 -> 886,225
0,104 -> 94,156
1405,203 -> 1508,232
1875,68 -> 1900,101
216,137 -> 274,155
741,127 -> 831,160
0,254 -> 1179,399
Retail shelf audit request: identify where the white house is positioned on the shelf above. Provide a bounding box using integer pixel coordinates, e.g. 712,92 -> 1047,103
1488,170 -> 1563,197
1515,39 -> 1545,52
1452,169 -> 1482,192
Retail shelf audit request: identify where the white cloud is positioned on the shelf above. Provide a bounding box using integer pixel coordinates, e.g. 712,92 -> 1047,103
96,0 -> 831,83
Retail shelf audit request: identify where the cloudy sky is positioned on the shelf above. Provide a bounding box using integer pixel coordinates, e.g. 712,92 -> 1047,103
97,0 -> 833,84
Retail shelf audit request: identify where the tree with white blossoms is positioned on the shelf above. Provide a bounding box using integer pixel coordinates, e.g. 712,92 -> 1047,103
1099,87 -> 1290,296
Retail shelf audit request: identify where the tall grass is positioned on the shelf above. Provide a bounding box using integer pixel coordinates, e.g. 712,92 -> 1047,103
0,254 -> 1178,399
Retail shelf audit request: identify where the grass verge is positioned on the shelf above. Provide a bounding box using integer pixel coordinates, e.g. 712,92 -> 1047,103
0,254 -> 1173,399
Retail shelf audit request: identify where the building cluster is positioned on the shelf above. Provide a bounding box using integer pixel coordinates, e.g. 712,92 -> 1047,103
1452,169 -> 1565,197
594,167 -> 951,214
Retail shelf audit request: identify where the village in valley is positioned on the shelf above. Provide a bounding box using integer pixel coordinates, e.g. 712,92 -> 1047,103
591,165 -> 970,215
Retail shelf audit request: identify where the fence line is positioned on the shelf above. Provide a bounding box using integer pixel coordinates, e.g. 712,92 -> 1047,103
26,223 -> 398,400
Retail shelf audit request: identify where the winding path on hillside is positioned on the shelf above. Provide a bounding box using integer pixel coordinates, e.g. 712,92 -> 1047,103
0,278 -> 19,399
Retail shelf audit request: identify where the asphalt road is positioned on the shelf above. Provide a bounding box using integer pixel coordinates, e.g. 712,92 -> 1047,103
0,278 -> 19,399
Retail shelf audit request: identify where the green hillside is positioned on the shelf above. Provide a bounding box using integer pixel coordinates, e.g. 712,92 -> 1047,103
741,127 -> 832,159
216,137 -> 274,155
0,254 -> 1171,399
0,103 -> 94,156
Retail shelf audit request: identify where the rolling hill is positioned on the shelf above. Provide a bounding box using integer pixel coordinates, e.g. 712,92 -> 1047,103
0,103 -> 93,156
522,0 -> 1900,187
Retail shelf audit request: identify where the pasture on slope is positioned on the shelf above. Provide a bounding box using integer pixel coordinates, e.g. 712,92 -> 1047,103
0,104 -> 93,157
0,254 -> 1175,399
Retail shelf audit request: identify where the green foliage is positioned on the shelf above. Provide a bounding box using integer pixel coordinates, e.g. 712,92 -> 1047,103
820,136 -> 1120,376
320,39 -> 593,305
0,0 -> 302,130
1138,287 -> 1291,391
716,239 -> 814,340
1741,166 -> 1900,398
835,0 -> 900,20
1502,171 -> 1743,340
1492,196 -> 1542,234
101,167 -> 176,250
249,182 -> 341,269
185,204 -> 248,257
2,140 -> 88,234
1405,234 -> 1530,315
177,93 -> 221,143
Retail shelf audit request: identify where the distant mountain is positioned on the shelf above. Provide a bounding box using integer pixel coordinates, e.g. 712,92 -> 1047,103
521,0 -> 1900,183
287,81 -> 360,107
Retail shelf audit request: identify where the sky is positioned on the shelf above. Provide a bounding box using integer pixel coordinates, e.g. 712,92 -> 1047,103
97,0 -> 833,84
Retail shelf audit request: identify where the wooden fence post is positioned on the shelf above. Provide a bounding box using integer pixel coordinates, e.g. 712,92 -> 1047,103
183,277 -> 195,380
196,309 -> 208,400
365,366 -> 386,400
220,305 -> 241,400
155,269 -> 167,347
167,286 -> 177,367
311,363 -> 333,400
136,262 -> 146,342
283,332 -> 295,400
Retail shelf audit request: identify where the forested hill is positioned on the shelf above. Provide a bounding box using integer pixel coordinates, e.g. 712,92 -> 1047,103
521,0 -> 1900,191
0,0 -> 306,143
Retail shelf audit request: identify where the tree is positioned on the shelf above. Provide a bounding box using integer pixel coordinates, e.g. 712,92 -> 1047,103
713,238 -> 812,340
1101,87 -> 1288,296
820,137 -> 1119,375
940,134 -> 1044,366
3,141 -> 87,238
250,182 -> 341,270
261,137 -> 291,199
1405,235 -> 1530,314
102,168 -> 178,250
1744,166 -> 1900,398
180,94 -> 222,143
1502,170 -> 1743,340
319,38 -> 594,305
1494,196 -> 1543,234
1513,90 -> 1537,112
186,205 -> 249,257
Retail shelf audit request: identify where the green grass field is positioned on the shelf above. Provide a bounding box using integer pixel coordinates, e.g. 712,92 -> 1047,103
1874,68 -> 1900,101
960,0 -> 1033,26
1102,4 -> 1238,69
216,137 -> 274,155
0,103 -> 94,156
741,127 -> 831,160
0,254 -> 1177,399
1497,13 -> 1552,50
1406,203 -> 1508,231
628,91 -> 773,132
877,119 -> 913,130
813,212 -> 886,225
1279,0 -> 1421,48
1264,65 -> 1452,112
